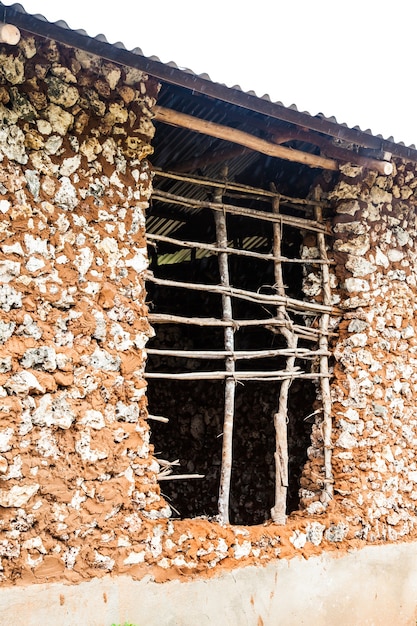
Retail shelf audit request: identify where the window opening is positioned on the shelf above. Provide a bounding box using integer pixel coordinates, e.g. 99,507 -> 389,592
145,169 -> 333,524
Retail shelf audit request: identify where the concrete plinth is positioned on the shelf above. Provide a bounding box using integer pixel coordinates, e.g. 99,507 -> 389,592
1,542 -> 417,625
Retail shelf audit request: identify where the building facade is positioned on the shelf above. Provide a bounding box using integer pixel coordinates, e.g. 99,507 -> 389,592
1,6 -> 417,593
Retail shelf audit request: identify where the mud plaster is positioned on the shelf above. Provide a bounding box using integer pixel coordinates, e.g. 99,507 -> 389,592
1,32 -> 417,587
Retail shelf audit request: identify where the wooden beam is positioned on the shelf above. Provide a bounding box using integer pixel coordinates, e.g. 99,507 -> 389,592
201,107 -> 394,172
153,106 -> 392,175
154,105 -> 339,172
0,22 -> 20,45
271,130 -> 393,175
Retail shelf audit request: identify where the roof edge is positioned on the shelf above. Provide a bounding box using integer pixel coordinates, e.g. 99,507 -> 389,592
2,2 -> 417,163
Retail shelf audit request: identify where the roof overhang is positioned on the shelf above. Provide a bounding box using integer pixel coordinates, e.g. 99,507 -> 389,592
1,2 -> 417,165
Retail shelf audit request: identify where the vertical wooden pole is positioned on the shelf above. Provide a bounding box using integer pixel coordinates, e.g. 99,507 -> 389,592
314,195 -> 333,504
214,181 -> 236,525
270,192 -> 297,525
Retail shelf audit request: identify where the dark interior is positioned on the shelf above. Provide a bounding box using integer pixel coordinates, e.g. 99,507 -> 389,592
146,83 -> 333,524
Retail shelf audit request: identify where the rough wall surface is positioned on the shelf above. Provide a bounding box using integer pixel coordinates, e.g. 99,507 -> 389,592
2,31 -> 417,588
0,34 -> 172,584
326,162 -> 417,542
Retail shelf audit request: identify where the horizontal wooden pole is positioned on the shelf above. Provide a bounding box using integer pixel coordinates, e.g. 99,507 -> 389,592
146,232 -> 333,265
147,414 -> 169,423
148,313 -> 335,340
146,348 -> 330,360
153,169 -> 328,207
147,232 -> 274,263
145,271 -> 339,315
157,474 -> 205,481
152,189 -> 329,235
271,129 -> 393,175
154,105 -> 339,171
145,370 -> 329,381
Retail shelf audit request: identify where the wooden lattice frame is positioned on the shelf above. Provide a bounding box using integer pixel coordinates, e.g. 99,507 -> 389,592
145,169 -> 335,524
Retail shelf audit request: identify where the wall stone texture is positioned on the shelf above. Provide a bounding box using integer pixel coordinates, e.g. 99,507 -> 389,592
2,31 -> 417,587
0,33 -> 172,584
327,162 -> 417,543
300,161 -> 417,545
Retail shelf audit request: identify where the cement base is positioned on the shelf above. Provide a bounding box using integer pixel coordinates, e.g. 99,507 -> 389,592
2,542 -> 417,625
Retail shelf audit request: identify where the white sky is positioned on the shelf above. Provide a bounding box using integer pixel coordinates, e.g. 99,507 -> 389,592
4,0 -> 417,146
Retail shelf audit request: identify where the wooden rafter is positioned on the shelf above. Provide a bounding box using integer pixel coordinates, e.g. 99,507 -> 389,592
154,105 -> 338,171
271,129 -> 393,175
154,106 -> 392,174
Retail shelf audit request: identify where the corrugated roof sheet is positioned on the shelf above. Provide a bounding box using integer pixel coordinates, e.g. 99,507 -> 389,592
1,1 -> 416,158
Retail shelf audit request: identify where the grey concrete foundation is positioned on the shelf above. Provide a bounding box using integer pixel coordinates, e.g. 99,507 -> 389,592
2,542 -> 417,625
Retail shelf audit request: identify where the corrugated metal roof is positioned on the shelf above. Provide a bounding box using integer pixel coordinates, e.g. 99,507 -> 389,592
1,1 -> 417,159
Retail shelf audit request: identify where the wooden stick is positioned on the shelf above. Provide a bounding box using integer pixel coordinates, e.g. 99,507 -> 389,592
145,272 -> 339,315
157,458 -> 180,468
157,474 -> 205,481
271,192 -> 293,525
153,169 -> 328,207
148,312 -> 332,332
146,232 -> 334,265
314,199 -> 334,505
144,371 -> 328,381
148,313 -> 336,343
154,105 -> 339,172
146,348 -> 330,360
214,180 -> 236,526
152,189 -> 329,235
147,414 -> 169,423
147,232 -> 273,263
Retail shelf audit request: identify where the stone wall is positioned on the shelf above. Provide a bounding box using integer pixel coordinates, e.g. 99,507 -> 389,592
325,162 -> 417,542
2,30 -> 417,587
0,33 -> 171,583
295,162 -> 417,547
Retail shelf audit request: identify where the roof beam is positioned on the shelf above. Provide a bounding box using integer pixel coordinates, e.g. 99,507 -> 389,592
2,2 -> 415,164
270,129 -> 393,175
154,106 -> 339,171
154,106 -> 392,174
